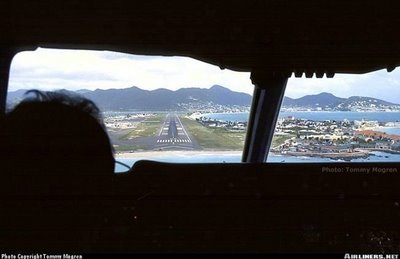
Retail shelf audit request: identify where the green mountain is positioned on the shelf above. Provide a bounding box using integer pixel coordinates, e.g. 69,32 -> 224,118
282,92 -> 400,111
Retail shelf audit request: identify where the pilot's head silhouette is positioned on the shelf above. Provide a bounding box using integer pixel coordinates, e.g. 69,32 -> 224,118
5,89 -> 115,194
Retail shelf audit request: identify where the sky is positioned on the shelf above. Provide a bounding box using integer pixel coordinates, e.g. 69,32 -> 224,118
8,48 -> 400,104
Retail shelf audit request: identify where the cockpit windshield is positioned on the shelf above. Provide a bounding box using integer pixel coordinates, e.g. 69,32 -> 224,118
8,48 -> 253,172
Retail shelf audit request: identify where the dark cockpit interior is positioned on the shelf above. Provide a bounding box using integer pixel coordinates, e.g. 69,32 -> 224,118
1,0 -> 400,254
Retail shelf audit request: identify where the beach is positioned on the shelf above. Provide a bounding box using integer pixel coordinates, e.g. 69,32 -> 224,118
280,149 -> 370,161
116,150 -> 243,159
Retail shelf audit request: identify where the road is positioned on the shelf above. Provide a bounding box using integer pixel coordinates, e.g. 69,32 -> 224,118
155,113 -> 199,150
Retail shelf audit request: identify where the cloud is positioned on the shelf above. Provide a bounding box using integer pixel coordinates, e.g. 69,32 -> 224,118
8,48 -> 400,104
9,48 -> 253,94
285,69 -> 400,104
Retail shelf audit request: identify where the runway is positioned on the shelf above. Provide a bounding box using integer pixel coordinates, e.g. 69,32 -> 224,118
155,113 -> 196,150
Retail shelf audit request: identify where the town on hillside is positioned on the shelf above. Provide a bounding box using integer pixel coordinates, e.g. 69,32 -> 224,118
103,109 -> 400,160
270,117 -> 400,160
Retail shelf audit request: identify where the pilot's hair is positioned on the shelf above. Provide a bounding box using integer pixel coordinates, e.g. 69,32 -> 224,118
2,91 -> 115,249
20,89 -> 104,126
4,90 -> 115,194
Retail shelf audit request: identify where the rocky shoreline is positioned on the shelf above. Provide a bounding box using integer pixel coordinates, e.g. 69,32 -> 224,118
274,149 -> 371,161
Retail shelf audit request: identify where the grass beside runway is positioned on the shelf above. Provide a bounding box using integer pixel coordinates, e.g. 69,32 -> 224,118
119,114 -> 165,140
179,116 -> 246,150
109,113 -> 293,153
180,116 -> 294,151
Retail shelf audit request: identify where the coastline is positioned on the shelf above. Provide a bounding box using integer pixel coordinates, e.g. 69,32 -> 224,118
116,148 -> 400,160
272,148 -> 400,161
373,126 -> 400,132
273,149 -> 370,161
115,150 -> 243,159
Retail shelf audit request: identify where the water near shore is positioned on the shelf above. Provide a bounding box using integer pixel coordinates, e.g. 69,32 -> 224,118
114,111 -> 400,172
204,111 -> 400,123
202,112 -> 250,122
115,151 -> 242,172
115,151 -> 400,172
374,127 -> 400,135
279,111 -> 400,122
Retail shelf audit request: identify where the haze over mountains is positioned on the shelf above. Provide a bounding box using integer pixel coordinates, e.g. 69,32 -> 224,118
6,86 -> 400,111
6,85 -> 251,111
282,92 -> 400,111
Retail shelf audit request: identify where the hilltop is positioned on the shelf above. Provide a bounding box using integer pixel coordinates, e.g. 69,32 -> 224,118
6,87 -> 400,112
282,92 -> 400,111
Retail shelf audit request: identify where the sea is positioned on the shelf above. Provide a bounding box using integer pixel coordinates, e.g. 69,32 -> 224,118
114,111 -> 400,172
115,151 -> 400,172
375,127 -> 400,135
203,111 -> 400,123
